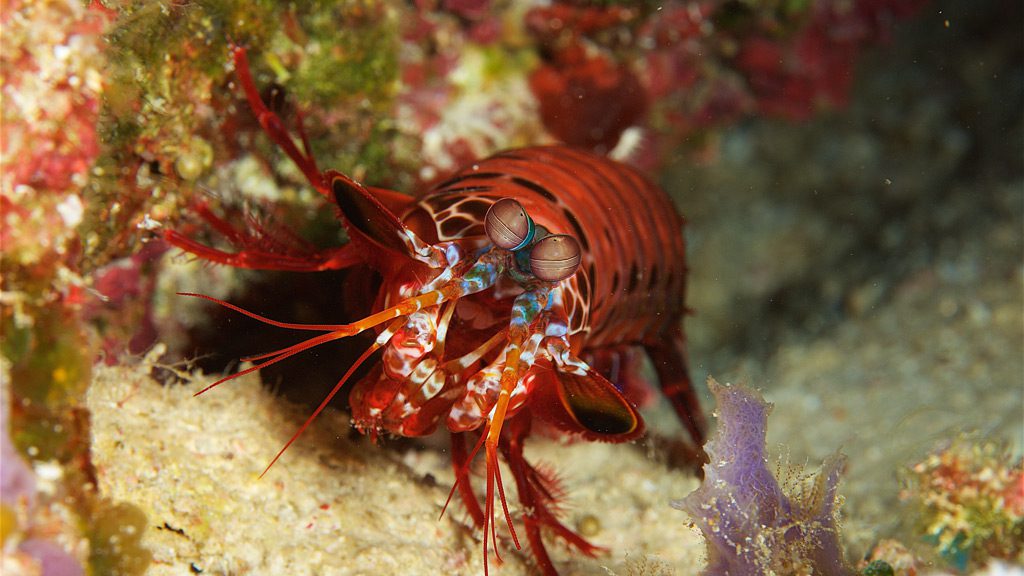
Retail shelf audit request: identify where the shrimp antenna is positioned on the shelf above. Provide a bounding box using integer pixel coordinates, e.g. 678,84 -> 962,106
259,340 -> 383,477
178,292 -> 406,475
177,292 -> 351,396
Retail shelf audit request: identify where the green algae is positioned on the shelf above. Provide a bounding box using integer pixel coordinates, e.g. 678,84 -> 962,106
287,2 -> 398,108
88,500 -> 153,576
2,303 -> 92,463
86,0 -> 402,267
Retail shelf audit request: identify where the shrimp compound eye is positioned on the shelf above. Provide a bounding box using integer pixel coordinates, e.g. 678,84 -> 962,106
529,234 -> 581,282
485,198 -> 535,251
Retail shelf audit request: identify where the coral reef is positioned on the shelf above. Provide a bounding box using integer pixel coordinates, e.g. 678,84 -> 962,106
675,379 -> 852,576
3,0 -> 1017,573
901,437 -> 1024,571
670,0 -> 1020,362
90,0 -> 402,265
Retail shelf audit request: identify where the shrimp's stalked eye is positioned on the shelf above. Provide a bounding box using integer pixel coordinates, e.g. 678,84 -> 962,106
485,198 -> 535,251
529,234 -> 581,282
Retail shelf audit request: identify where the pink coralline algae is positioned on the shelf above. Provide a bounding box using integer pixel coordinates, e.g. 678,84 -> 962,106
521,0 -> 926,164
1,0 -> 112,282
675,379 -> 851,576
529,44 -> 648,153
1,0 -> 108,195
82,241 -> 168,362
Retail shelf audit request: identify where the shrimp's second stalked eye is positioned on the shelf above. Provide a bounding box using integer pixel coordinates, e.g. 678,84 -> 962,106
529,234 -> 581,282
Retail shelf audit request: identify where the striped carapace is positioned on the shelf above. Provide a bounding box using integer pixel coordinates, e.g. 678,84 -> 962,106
166,45 -> 705,576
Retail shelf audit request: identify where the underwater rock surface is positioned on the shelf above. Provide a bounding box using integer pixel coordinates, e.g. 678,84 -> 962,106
87,363 -> 505,575
87,361 -> 702,575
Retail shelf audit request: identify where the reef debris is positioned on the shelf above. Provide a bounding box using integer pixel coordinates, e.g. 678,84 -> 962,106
901,437 -> 1024,571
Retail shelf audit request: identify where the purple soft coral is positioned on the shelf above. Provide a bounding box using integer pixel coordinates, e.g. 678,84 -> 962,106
674,379 -> 851,576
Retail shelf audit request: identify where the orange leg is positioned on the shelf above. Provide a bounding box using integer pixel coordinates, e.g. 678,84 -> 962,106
645,330 -> 706,446
449,431 -> 485,529
501,413 -> 603,576
478,337 -> 527,575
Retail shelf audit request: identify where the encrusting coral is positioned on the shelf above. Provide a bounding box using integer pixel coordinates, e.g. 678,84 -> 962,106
675,378 -> 851,576
901,437 -> 1024,571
